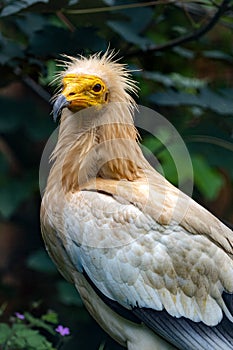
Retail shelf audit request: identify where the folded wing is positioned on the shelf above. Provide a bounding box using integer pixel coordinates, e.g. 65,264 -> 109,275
62,188 -> 233,333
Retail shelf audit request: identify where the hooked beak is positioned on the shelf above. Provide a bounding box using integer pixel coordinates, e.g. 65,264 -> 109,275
53,94 -> 70,122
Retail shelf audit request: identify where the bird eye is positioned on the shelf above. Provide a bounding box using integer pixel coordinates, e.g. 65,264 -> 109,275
92,83 -> 102,92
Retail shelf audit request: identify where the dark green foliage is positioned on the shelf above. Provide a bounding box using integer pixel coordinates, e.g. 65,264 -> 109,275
0,308 -> 72,350
0,0 -> 232,349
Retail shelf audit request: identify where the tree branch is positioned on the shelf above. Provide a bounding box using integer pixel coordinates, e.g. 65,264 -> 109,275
14,67 -> 51,103
125,0 -> 231,58
56,10 -> 76,32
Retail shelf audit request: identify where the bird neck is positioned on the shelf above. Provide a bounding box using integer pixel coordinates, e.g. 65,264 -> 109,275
47,102 -> 148,193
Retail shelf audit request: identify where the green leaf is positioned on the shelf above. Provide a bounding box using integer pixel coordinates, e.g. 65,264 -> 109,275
142,71 -> 174,88
118,7 -> 153,34
41,311 -> 58,325
169,73 -> 206,90
149,89 -> 200,107
192,155 -> 224,200
68,0 -> 79,4
24,312 -> 55,335
219,88 -> 233,100
12,324 -> 55,350
172,26 -> 188,35
0,0 -> 49,17
0,323 -> 11,344
29,25 -> 106,57
0,34 -> 24,65
143,71 -> 206,90
107,20 -> 152,49
149,88 -> 233,115
173,46 -> 195,59
27,250 -> 58,275
203,50 -> 233,63
199,88 -> 233,115
15,13 -> 48,38
39,60 -> 58,86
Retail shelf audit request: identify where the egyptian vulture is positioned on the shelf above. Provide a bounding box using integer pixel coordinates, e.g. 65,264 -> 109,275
41,51 -> 233,350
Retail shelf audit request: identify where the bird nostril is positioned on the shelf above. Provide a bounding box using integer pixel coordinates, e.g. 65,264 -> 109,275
104,92 -> 109,102
68,92 -> 76,97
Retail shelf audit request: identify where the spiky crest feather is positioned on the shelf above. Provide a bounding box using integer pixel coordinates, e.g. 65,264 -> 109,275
52,50 -> 138,107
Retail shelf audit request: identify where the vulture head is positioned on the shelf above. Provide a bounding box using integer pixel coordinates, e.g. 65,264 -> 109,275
53,51 -> 138,121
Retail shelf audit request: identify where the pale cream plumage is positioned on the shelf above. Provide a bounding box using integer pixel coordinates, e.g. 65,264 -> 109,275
41,51 -> 233,349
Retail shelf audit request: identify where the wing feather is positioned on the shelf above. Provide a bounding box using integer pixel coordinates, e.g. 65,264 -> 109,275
133,307 -> 233,350
63,189 -> 233,328
81,175 -> 233,256
82,266 -> 233,350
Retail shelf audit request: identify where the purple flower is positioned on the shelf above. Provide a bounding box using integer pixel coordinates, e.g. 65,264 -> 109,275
15,312 -> 25,320
55,325 -> 70,336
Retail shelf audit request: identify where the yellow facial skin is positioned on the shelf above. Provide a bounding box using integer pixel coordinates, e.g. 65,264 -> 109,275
62,74 -> 109,112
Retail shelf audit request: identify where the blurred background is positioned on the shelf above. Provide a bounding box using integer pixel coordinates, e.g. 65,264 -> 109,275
0,0 -> 232,349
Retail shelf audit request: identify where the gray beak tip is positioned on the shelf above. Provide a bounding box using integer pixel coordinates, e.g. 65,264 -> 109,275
53,94 -> 70,122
